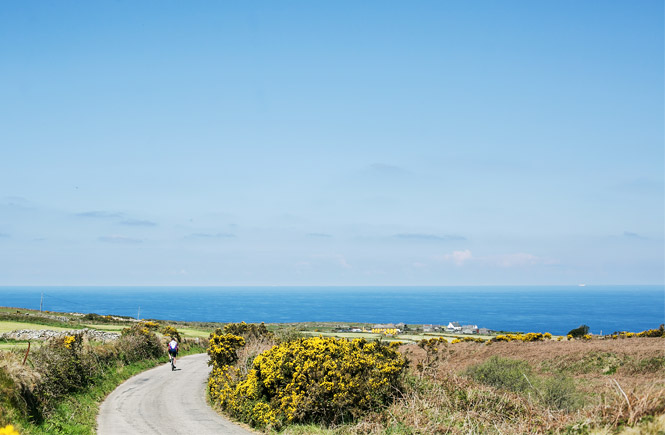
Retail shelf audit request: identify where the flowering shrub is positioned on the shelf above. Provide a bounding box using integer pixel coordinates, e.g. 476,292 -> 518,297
161,325 -> 181,342
610,326 -> 664,339
63,335 -> 77,350
372,328 -> 399,335
207,331 -> 245,368
636,325 -> 664,338
223,322 -> 273,341
141,320 -> 160,329
0,425 -> 18,435
208,336 -> 406,429
493,333 -> 548,342
122,321 -> 158,338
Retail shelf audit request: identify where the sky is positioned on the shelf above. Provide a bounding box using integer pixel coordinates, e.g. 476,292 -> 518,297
0,1 -> 663,286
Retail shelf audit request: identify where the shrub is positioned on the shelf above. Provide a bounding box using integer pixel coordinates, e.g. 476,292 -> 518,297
274,327 -> 304,344
33,334 -> 91,407
538,375 -> 581,410
416,337 -> 448,375
636,325 -> 665,338
209,336 -> 406,429
223,322 -> 273,341
493,333 -> 547,342
115,331 -> 163,363
465,356 -> 532,393
207,331 -> 245,368
567,325 -> 590,338
161,325 -> 182,342
117,323 -> 163,363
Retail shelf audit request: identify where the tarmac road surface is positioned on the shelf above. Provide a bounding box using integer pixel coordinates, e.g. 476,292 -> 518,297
97,353 -> 252,434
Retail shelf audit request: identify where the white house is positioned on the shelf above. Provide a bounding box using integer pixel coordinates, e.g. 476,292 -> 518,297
462,324 -> 479,334
447,322 -> 462,331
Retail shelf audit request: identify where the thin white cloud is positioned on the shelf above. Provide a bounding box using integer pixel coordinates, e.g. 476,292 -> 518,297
443,249 -> 473,266
623,231 -> 647,240
369,163 -> 408,175
439,250 -> 557,268
77,211 -> 124,219
120,219 -> 157,227
187,233 -> 236,239
98,235 -> 142,244
310,254 -> 352,269
493,253 -> 550,267
394,233 -> 466,242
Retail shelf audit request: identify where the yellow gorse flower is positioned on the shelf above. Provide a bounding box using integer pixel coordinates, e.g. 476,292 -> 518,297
0,425 -> 19,435
208,335 -> 405,429
63,335 -> 76,349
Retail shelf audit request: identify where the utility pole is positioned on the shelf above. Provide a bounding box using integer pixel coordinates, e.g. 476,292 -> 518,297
137,306 -> 140,320
39,292 -> 44,312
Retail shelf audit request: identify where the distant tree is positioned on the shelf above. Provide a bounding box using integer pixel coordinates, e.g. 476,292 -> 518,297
567,324 -> 590,338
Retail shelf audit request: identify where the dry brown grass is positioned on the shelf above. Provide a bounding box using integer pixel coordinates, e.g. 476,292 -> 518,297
235,336 -> 275,376
359,337 -> 665,434
0,351 -> 41,392
402,337 -> 664,388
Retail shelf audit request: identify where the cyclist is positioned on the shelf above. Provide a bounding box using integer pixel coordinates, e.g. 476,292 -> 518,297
167,337 -> 179,369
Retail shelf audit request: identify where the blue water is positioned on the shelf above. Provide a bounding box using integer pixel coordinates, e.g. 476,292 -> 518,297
0,286 -> 663,335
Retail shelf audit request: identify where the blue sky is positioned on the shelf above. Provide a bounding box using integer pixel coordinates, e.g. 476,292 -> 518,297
1,1 -> 663,286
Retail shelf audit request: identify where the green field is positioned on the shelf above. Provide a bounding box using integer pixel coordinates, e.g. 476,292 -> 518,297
0,320 -> 75,333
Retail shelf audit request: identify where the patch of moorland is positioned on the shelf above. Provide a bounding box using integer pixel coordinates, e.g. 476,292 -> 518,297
207,324 -> 665,434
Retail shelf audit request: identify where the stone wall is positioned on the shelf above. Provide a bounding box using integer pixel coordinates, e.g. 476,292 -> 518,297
0,328 -> 120,342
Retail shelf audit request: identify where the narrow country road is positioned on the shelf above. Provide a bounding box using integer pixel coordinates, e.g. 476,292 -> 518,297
97,353 -> 253,435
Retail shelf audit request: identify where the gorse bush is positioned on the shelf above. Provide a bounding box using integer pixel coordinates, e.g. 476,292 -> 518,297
207,331 -> 245,368
33,334 -> 90,407
223,321 -> 273,341
612,325 -> 665,339
161,325 -> 181,342
637,324 -> 665,337
208,335 -> 406,429
494,332 -> 551,342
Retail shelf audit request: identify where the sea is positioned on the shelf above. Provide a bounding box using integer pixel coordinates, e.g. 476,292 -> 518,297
0,286 -> 663,335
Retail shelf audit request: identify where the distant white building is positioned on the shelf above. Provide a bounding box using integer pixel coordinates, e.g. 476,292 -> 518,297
461,324 -> 479,334
447,322 -> 462,331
